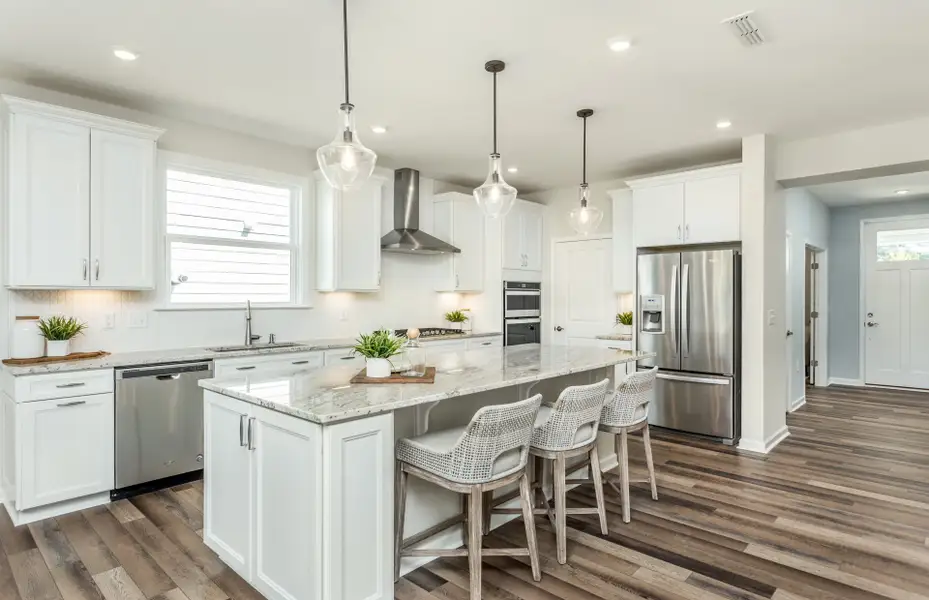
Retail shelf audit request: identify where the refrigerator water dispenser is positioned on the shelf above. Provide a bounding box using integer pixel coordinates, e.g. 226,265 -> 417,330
640,294 -> 665,333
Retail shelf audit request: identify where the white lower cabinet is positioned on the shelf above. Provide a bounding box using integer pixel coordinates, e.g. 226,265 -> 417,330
466,336 -> 503,350
204,391 -> 393,600
18,392 -> 115,510
213,351 -> 323,378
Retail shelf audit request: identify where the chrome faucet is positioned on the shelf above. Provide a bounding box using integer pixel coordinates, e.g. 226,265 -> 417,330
244,300 -> 261,346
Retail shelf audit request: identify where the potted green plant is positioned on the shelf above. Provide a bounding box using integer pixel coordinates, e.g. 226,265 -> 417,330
37,315 -> 87,357
615,311 -> 634,335
351,329 -> 406,378
444,310 -> 469,331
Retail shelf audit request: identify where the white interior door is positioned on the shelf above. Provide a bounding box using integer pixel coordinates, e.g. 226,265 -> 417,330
864,219 -> 929,388
552,238 -> 614,346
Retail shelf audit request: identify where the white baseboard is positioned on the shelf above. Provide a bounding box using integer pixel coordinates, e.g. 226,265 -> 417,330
828,377 -> 864,387
789,395 -> 806,412
738,425 -> 790,455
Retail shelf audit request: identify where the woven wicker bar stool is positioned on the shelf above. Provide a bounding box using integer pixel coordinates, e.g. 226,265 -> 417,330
394,394 -> 543,600
525,379 -> 612,565
599,367 -> 659,523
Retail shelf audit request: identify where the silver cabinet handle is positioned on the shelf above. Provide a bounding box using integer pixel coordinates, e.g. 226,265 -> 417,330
292,360 -> 310,365
677,225 -> 682,240
455,273 -> 460,288
236,366 -> 257,371
268,333 -> 276,344
95,259 -> 100,281
82,259 -> 88,280
239,414 -> 248,447
481,342 -> 492,346
57,400 -> 86,407
685,224 -> 690,240
56,382 -> 86,389
247,417 -> 256,451
340,356 -> 355,360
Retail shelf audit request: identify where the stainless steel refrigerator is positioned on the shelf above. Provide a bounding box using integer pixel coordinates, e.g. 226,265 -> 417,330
637,247 -> 741,444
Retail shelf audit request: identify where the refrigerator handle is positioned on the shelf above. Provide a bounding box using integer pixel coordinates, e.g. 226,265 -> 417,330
682,263 -> 690,357
670,264 -> 678,354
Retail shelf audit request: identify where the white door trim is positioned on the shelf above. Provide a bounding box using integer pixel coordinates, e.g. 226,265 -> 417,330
785,230 -> 792,414
805,244 -> 828,389
858,213 -> 929,386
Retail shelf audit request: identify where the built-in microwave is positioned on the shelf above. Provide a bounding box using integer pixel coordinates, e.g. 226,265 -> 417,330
504,281 -> 541,318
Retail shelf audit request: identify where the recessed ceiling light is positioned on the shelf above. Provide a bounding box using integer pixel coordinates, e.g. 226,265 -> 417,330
607,37 -> 632,53
112,48 -> 138,61
896,189 -> 910,195
370,125 -> 388,134
507,166 -> 518,173
716,120 -> 732,129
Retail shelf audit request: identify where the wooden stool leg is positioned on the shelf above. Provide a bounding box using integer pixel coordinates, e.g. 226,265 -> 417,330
468,486 -> 483,600
518,473 -> 541,581
589,445 -> 609,535
482,491 -> 493,535
642,424 -> 659,501
553,454 -> 567,564
394,463 -> 408,581
619,429 -> 631,523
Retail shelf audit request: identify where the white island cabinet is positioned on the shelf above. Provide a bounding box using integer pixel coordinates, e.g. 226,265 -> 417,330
200,345 -> 650,600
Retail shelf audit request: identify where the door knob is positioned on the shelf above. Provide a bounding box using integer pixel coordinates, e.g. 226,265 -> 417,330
866,321 -> 879,327
786,330 -> 794,337
554,326 -> 564,332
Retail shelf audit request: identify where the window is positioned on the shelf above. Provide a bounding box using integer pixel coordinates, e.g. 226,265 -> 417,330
165,163 -> 302,305
876,228 -> 929,262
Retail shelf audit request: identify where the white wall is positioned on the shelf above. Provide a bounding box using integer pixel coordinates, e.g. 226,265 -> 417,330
784,189 -> 829,408
0,80 -> 500,355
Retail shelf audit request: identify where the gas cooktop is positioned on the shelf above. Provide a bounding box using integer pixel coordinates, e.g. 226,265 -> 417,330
394,327 -> 465,339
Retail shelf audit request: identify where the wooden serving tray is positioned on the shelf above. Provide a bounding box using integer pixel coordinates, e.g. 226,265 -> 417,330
350,367 -> 436,384
3,351 -> 110,366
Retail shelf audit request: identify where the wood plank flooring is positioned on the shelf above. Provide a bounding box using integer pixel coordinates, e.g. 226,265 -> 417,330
0,384 -> 926,600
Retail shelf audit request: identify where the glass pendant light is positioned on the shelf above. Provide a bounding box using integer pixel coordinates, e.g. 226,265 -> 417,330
569,108 -> 604,235
316,0 -> 376,190
473,60 -> 517,218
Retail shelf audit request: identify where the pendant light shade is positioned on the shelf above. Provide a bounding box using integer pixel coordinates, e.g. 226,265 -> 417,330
317,0 -> 377,190
568,109 -> 603,235
473,60 -> 517,218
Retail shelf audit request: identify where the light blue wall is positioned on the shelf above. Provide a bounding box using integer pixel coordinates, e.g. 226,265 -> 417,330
828,199 -> 929,380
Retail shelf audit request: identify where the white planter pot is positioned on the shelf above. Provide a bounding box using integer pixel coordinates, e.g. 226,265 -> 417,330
365,357 -> 391,378
617,324 -> 633,335
46,340 -> 71,357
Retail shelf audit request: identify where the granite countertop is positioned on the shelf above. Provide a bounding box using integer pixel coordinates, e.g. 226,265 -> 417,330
595,333 -> 633,341
199,345 -> 655,425
3,331 -> 503,376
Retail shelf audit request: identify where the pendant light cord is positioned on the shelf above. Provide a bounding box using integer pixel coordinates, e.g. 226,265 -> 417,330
342,0 -> 350,106
582,115 -> 587,185
492,71 -> 498,155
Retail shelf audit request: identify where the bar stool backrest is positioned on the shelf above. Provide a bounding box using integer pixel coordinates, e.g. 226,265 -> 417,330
602,367 -> 658,427
532,378 -> 611,451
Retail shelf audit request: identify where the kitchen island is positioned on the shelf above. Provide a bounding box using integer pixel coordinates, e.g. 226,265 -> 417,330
198,344 -> 652,600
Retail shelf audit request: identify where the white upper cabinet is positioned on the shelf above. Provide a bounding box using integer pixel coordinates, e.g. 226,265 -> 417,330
502,200 -> 544,272
627,164 -> 741,248
609,188 -> 635,293
316,176 -> 384,292
3,96 -> 163,290
433,192 -> 484,292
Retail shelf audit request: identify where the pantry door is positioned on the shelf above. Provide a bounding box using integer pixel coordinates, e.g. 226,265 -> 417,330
552,237 -> 614,347
863,218 -> 929,388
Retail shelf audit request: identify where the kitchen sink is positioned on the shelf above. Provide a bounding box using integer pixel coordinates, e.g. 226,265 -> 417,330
207,342 -> 305,353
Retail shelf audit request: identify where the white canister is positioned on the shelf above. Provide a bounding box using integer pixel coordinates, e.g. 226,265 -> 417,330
11,316 -> 45,359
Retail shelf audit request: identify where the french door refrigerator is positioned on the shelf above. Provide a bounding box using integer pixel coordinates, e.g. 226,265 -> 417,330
638,247 -> 741,444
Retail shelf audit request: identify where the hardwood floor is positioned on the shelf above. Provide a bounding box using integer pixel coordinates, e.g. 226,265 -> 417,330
1,384 -> 927,600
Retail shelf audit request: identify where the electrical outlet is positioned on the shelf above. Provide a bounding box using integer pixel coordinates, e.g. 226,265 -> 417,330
104,313 -> 116,329
339,310 -> 348,321
129,311 -> 148,328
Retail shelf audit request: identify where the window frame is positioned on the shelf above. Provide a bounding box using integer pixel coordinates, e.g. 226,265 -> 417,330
157,151 -> 312,310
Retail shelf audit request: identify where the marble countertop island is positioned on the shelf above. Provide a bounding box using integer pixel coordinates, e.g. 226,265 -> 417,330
200,344 -> 654,425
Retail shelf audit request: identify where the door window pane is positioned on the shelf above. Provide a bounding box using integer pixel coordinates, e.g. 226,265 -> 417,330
877,229 -> 929,262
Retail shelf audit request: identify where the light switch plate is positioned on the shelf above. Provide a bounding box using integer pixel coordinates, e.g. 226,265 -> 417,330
767,309 -> 776,326
129,311 -> 148,328
104,313 -> 116,329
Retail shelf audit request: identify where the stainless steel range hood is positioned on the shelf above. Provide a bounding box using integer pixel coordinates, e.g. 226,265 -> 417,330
381,168 -> 461,255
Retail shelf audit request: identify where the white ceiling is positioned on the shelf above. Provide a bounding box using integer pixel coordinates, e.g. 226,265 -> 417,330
2,0 -> 929,191
805,172 -> 929,207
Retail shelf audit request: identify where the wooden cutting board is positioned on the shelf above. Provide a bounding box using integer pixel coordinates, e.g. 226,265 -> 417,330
350,367 -> 436,384
2,351 -> 110,366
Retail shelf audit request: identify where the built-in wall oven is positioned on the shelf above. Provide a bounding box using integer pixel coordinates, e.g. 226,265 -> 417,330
504,281 -> 541,346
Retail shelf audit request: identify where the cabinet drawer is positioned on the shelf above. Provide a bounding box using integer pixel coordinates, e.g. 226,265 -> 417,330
215,351 -> 323,378
16,369 -> 114,402
467,337 -> 502,350
323,348 -> 364,367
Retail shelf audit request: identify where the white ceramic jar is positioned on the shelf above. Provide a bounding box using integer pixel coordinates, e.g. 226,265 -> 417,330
11,316 -> 45,359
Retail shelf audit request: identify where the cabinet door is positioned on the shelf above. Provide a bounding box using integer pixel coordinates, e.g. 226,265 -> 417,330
18,393 -> 114,510
203,391 -> 253,579
521,203 -> 544,271
8,114 -> 91,288
611,190 -> 635,292
683,174 -> 741,244
1,393 -> 15,502
453,200 -> 485,291
631,183 -> 684,248
252,406 -> 321,600
90,130 -> 155,289
338,181 -> 382,291
502,207 -> 524,270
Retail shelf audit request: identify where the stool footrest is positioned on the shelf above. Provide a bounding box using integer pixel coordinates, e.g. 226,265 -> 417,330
399,513 -> 465,551
565,478 -> 593,485
401,547 -> 531,559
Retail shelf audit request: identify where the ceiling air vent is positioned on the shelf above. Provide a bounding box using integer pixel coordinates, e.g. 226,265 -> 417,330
723,11 -> 765,46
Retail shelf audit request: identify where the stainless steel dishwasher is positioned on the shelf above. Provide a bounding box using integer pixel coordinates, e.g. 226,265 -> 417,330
114,361 -> 213,498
